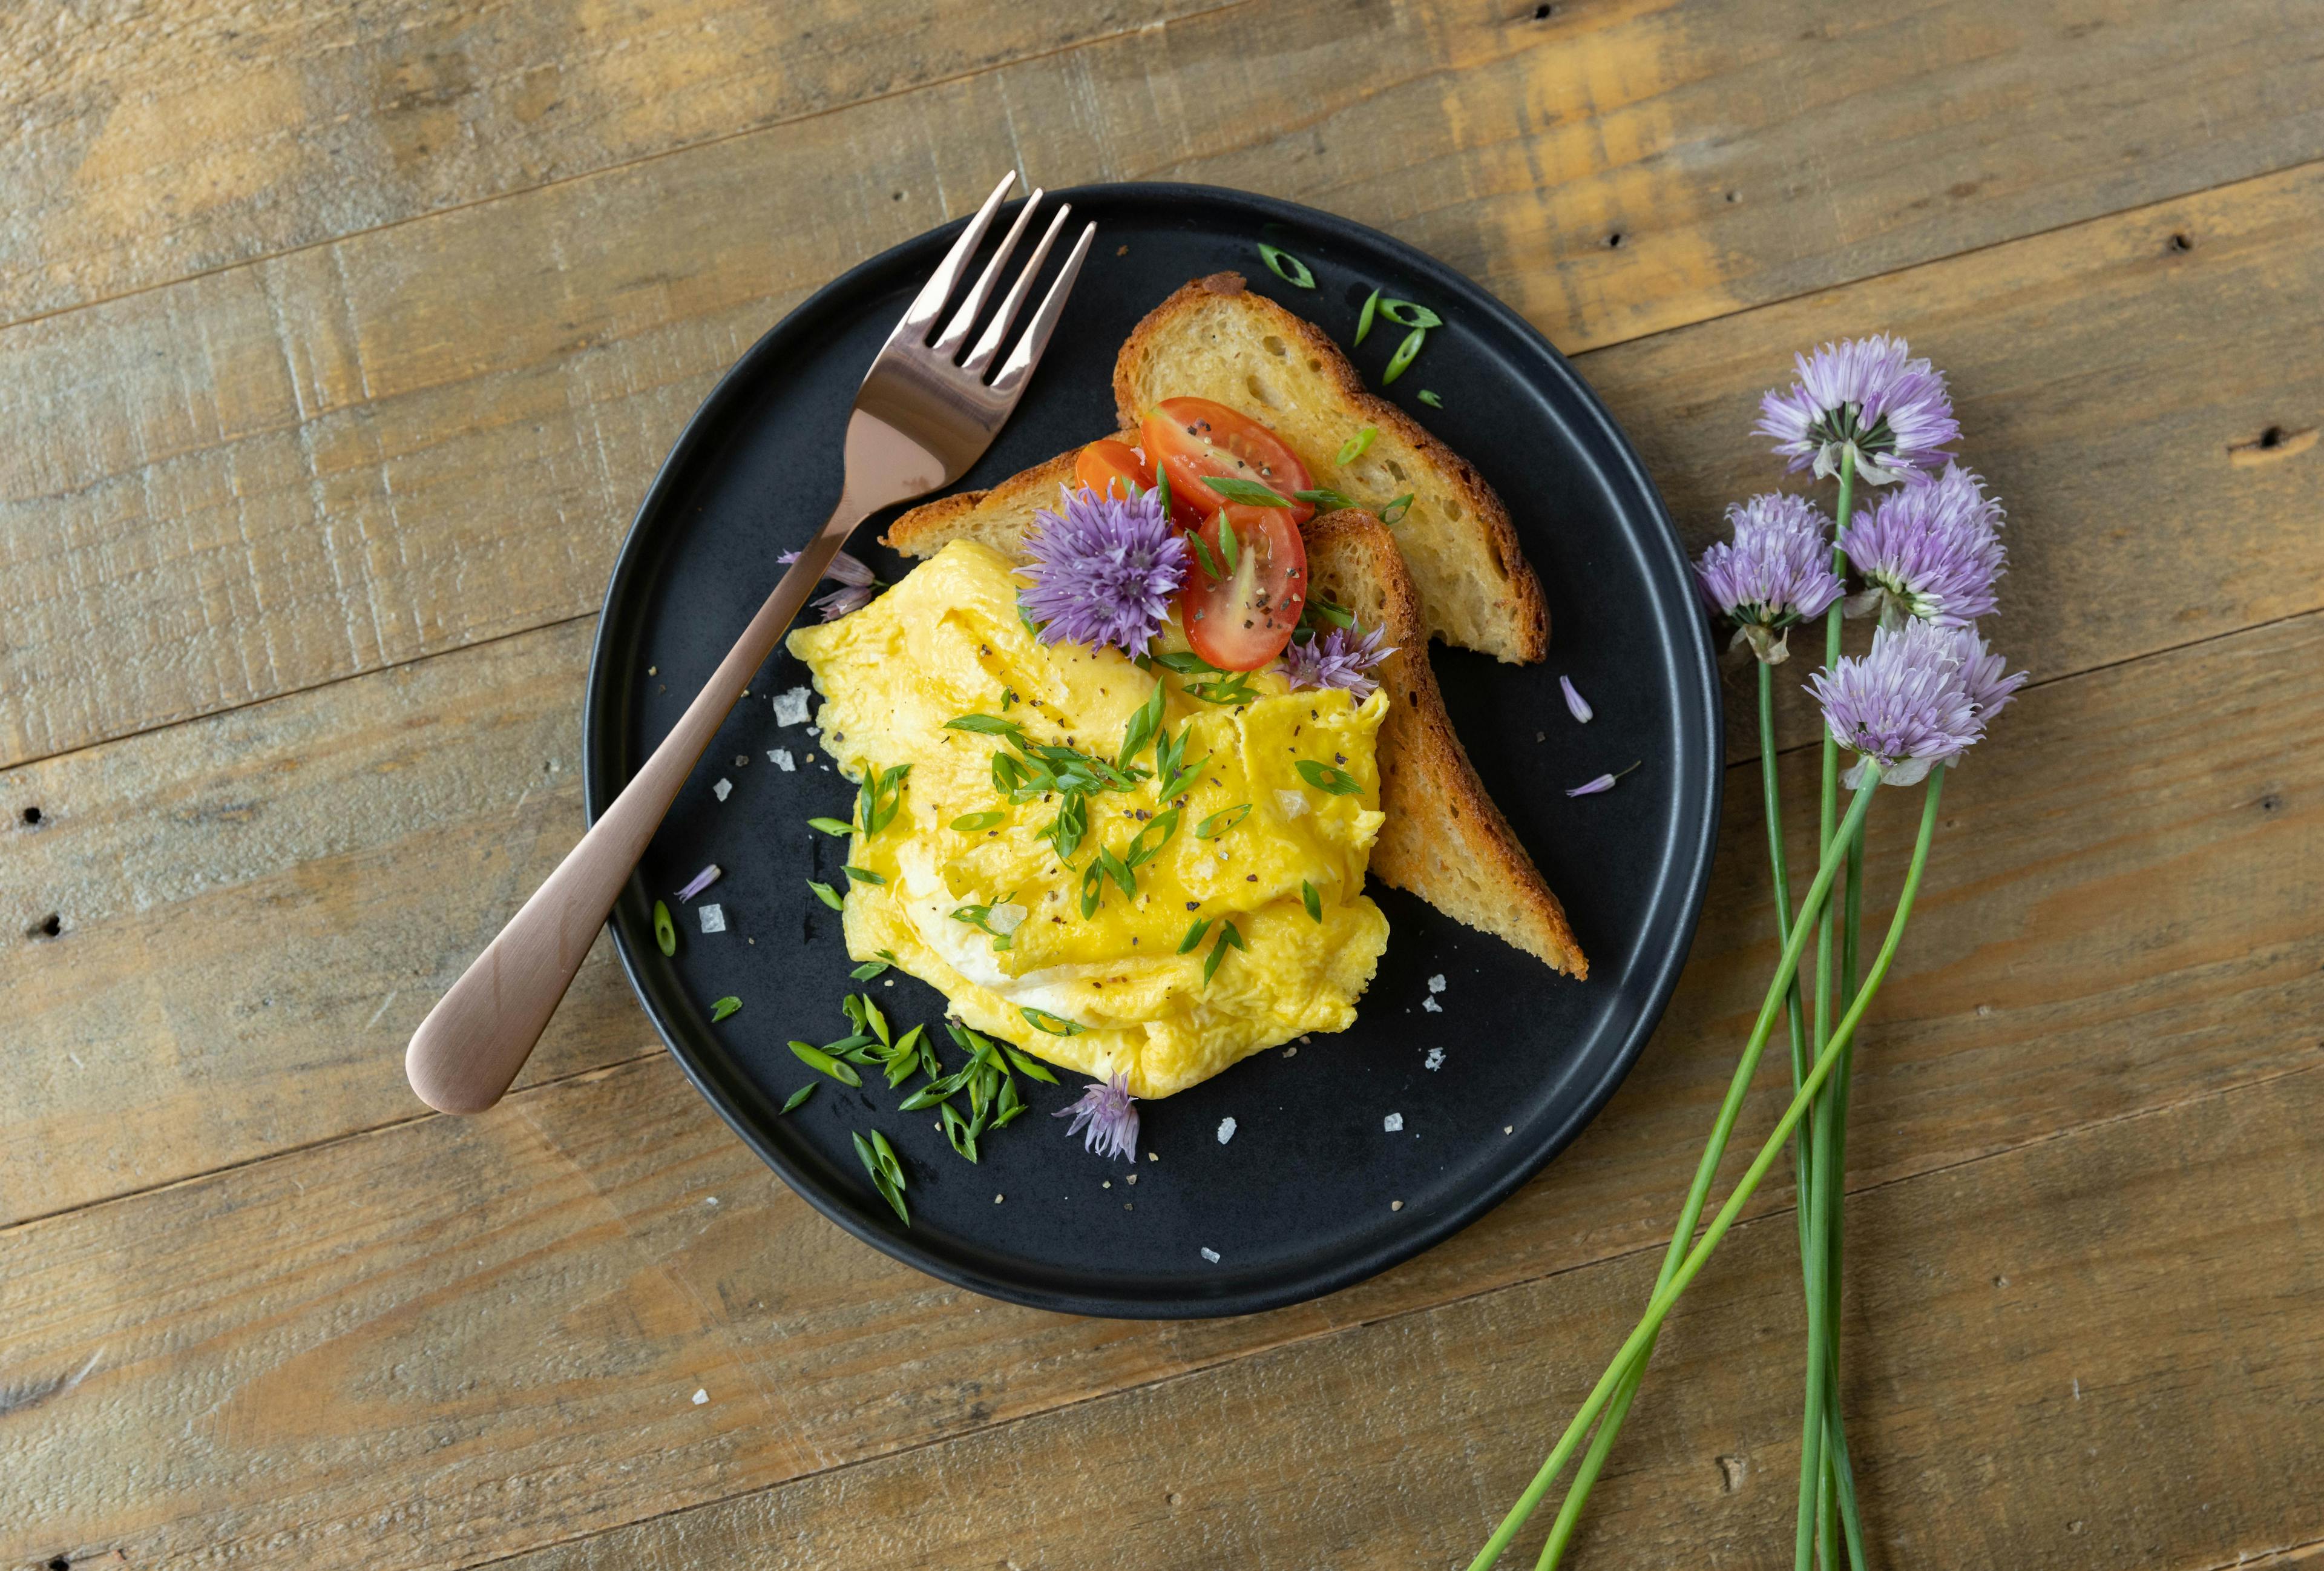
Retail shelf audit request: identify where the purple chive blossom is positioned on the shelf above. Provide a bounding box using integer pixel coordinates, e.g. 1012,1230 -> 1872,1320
1839,463 -> 2007,628
1560,675 -> 1594,724
675,864 -> 721,902
1695,493 -> 1845,663
1807,618 -> 1994,788
1017,486 -> 1189,656
1567,761 -> 1643,797
1756,335 -> 1960,487
1054,1070 -> 1140,1162
1951,625 -> 2029,720
778,548 -> 882,621
1277,622 -> 1395,699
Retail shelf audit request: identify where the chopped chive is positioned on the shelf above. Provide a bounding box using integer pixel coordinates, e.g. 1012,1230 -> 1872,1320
1354,287 -> 1380,345
842,865 -> 884,884
807,879 -> 844,911
1119,679 -> 1167,768
1195,803 -> 1252,839
1296,759 -> 1364,796
1304,594 -> 1356,630
1178,915 -> 1213,953
1187,528 -> 1223,580
710,995 -> 741,1023
790,1039 -> 862,1087
1382,326 -> 1425,385
781,1084 -> 815,1114
854,1131 -> 909,1225
1258,243 -> 1316,289
1293,487 -> 1362,512
951,810 -> 1006,832
1021,1006 -> 1085,1036
1380,298 -> 1442,329
807,816 -> 853,837
858,992 -> 891,1046
1201,475 -> 1296,509
1000,1041 -> 1060,1083
1218,512 -> 1241,575
1417,389 -> 1443,408
1155,466 -> 1172,517
1335,426 -> 1377,466
1380,493 -> 1414,526
940,1101 -> 979,1162
652,900 -> 677,957
1201,919 -> 1244,988
945,712 -> 1026,739
1301,881 -> 1324,922
850,950 -> 894,981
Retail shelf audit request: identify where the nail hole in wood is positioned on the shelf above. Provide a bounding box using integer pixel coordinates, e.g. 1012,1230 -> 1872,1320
1606,232 -> 1624,248
49,1555 -> 69,1569
2169,232 -> 2192,252
1531,3 -> 1552,18
2260,426 -> 2284,449
19,806 -> 39,825
30,913 -> 61,939
2259,792 -> 2283,813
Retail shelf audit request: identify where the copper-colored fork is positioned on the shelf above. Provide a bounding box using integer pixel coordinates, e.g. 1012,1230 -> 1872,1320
407,174 -> 1094,1114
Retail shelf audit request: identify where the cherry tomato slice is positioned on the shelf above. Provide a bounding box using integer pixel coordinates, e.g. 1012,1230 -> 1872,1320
1180,504 -> 1307,670
1141,397 -> 1315,529
1074,438 -> 1154,501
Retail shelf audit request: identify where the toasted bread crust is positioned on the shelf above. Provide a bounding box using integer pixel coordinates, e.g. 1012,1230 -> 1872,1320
1113,272 -> 1549,665
882,446 -> 1098,558
1302,512 -> 1584,977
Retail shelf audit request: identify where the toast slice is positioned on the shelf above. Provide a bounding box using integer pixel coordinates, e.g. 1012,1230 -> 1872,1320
1113,272 -> 1549,665
880,482 -> 1585,977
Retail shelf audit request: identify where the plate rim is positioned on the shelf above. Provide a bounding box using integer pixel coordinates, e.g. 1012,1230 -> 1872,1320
582,180 -> 1722,1319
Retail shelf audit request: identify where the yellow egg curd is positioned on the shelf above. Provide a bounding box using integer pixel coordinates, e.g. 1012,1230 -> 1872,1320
784,539 -> 1390,1098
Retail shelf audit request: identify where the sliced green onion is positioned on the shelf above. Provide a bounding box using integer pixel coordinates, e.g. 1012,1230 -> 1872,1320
652,900 -> 677,957
790,1039 -> 862,1087
807,880 -> 844,911
850,949 -> 896,981
807,816 -> 853,837
1000,1041 -> 1060,1083
1380,298 -> 1442,329
710,995 -> 741,1023
1354,288 -> 1380,345
1382,326 -> 1425,384
1296,759 -> 1364,795
1294,487 -> 1361,512
1219,512 -> 1241,574
1301,881 -> 1324,922
1380,493 -> 1414,525
940,1101 -> 979,1162
1187,529 -> 1223,580
842,865 -> 884,884
1021,1006 -> 1085,1036
1417,389 -> 1443,408
1258,243 -> 1316,289
1202,475 -> 1295,509
1336,426 -> 1377,466
1120,679 -> 1167,768
945,713 -> 1027,739
1195,803 -> 1252,839
950,810 -> 1006,832
1178,916 -> 1213,953
781,1084 -> 815,1114
1201,919 -> 1244,988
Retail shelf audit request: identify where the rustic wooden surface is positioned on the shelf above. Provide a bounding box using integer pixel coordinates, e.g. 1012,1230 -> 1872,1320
3,2 -> 2319,1568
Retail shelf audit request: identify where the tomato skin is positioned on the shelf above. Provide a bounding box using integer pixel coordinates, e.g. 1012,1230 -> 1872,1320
1180,504 -> 1307,670
1074,438 -> 1154,501
1141,397 -> 1315,529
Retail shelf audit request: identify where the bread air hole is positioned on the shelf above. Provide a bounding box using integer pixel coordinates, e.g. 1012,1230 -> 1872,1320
1246,374 -> 1282,409
1444,498 -> 1463,520
1262,335 -> 1288,357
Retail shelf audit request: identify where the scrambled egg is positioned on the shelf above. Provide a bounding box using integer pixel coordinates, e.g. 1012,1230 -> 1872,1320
785,540 -> 1390,1097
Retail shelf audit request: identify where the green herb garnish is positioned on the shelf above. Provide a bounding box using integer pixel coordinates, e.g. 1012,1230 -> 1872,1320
946,712 -> 1029,741
1258,243 -> 1316,289
1304,594 -> 1356,631
1202,475 -> 1296,510
1296,759 -> 1364,795
1380,493 -> 1414,525
1045,790 -> 1089,861
1354,288 -> 1380,345
1295,486 -> 1362,512
1336,426 -> 1377,466
1183,667 -> 1259,706
807,880 -> 844,911
1301,881 -> 1324,922
999,1041 -> 1060,1084
950,810 -> 1006,832
1124,808 -> 1181,869
1186,527 -> 1223,579
850,949 -> 896,981
856,762 -> 910,835
1382,326 -> 1425,385
1195,803 -> 1252,839
1201,918 -> 1246,988
1218,510 -> 1241,574
710,995 -> 741,1023
807,816 -> 853,837
1153,725 -> 1208,800
781,1084 -> 816,1113
1021,1006 -> 1086,1036
653,900 -> 677,957
1119,679 -> 1167,768
1417,389 -> 1443,408
951,898 -> 1018,949
854,1130 -> 909,1224
1178,915 -> 1213,953
1380,298 -> 1442,329
842,865 -> 884,884
790,1039 -> 862,1087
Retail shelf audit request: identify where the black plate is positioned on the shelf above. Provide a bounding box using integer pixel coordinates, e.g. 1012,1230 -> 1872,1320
582,183 -> 1718,1319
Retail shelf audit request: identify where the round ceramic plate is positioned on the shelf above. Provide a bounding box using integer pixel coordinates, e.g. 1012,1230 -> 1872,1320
582,183 -> 1718,1319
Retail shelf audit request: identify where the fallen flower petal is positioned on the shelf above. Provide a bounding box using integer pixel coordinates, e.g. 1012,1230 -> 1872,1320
1560,675 -> 1594,724
676,864 -> 721,901
1567,761 -> 1643,797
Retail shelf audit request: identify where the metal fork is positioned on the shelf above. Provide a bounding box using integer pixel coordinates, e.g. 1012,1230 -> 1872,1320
406,174 -> 1094,1114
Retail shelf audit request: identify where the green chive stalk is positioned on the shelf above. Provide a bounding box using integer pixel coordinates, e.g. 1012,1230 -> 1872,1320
1471,771 -> 1943,1571
1468,775 -> 1884,1571
1528,657 -> 1823,1571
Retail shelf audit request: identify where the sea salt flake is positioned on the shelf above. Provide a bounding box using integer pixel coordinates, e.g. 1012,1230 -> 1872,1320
1216,1116 -> 1238,1145
712,777 -> 732,802
1273,788 -> 1310,819
1384,1112 -> 1405,1132
1391,1199 -> 1404,1211
1427,973 -> 1446,993
691,1389 -> 708,1405
773,687 -> 811,725
1421,996 -> 1443,1013
770,749 -> 795,771
698,903 -> 727,934
1200,1247 -> 1221,1263
1425,1047 -> 1445,1070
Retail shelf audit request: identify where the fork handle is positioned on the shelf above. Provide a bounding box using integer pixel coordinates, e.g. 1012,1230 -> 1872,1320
404,498 -> 872,1114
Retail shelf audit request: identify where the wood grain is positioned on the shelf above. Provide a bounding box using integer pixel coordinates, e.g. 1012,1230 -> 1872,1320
0,0 -> 1237,324
5,607 -> 2317,1567
5,3 -> 2323,766
491,1061 -> 2324,1571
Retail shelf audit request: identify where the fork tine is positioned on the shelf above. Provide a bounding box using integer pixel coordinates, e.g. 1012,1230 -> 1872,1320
891,172 -> 1015,344
987,220 -> 1096,400
960,202 -> 1072,379
930,188 -> 1042,361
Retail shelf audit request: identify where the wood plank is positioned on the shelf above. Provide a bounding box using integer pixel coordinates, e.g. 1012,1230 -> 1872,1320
0,0 -> 1236,324
6,4 -> 2323,764
490,1061 -> 2324,1571
4,607 -> 2317,1567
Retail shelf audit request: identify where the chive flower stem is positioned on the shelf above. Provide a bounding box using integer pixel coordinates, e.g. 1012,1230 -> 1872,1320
1469,772 -> 1885,1571
1471,769 -> 1941,1571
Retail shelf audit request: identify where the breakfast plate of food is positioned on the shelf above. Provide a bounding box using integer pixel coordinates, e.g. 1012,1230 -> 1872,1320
582,184 -> 1719,1317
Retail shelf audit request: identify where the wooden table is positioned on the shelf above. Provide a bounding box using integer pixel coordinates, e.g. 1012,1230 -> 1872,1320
5,3 -> 2319,1566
